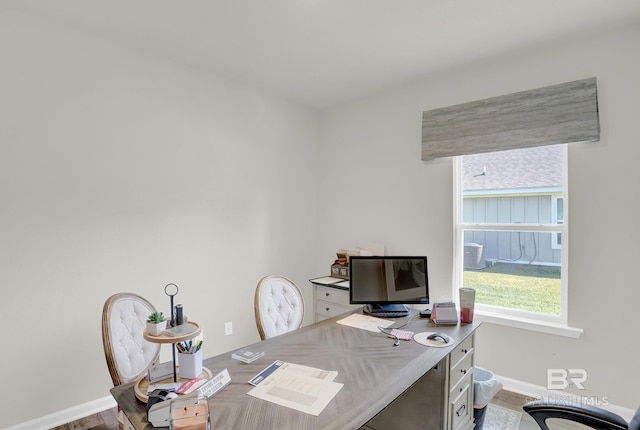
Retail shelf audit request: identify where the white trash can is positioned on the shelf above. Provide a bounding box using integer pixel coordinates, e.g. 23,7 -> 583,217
473,367 -> 503,430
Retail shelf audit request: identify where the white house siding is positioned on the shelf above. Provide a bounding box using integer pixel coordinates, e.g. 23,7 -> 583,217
463,194 -> 562,265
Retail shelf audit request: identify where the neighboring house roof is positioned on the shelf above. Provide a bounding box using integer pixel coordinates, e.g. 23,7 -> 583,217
462,144 -> 563,193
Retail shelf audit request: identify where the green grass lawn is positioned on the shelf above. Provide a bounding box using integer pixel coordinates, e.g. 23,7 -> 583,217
463,263 -> 561,315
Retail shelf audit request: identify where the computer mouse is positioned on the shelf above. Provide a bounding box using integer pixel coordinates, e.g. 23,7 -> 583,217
427,333 -> 450,344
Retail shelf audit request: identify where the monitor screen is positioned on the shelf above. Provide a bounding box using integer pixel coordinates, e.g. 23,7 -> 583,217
349,256 -> 429,305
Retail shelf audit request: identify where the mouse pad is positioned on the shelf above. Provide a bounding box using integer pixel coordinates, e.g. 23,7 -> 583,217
413,331 -> 455,347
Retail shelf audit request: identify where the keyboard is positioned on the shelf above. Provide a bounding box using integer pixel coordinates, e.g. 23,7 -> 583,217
367,311 -> 410,318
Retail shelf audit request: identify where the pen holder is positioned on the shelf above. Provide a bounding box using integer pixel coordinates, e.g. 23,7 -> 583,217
178,349 -> 203,379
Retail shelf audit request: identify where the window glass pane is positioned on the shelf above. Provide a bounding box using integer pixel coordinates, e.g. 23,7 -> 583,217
556,198 -> 564,223
463,230 -> 562,266
459,144 -> 566,318
461,145 -> 564,225
462,230 -> 561,315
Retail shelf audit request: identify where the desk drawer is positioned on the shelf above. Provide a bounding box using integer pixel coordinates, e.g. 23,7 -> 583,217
450,350 -> 473,391
450,372 -> 473,430
450,334 -> 473,368
315,285 -> 351,305
121,411 -> 136,430
316,300 -> 354,319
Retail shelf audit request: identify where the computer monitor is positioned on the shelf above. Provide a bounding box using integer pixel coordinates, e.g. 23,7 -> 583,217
349,256 -> 429,318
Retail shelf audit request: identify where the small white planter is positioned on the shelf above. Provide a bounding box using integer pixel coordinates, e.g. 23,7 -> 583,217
146,320 -> 167,336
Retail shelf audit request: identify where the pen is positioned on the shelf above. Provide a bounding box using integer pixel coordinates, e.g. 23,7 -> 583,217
177,340 -> 202,353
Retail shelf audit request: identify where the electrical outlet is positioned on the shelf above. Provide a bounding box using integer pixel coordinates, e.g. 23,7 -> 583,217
224,321 -> 233,336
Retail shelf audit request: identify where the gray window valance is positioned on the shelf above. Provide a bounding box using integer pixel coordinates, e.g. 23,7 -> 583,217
421,77 -> 600,161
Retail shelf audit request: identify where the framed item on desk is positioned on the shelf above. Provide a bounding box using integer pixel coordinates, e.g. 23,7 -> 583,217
432,302 -> 458,325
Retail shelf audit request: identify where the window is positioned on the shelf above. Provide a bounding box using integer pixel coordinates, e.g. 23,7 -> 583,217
454,145 -> 568,323
552,196 -> 563,249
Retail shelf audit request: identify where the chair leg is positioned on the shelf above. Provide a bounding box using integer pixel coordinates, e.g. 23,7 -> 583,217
117,406 -> 125,430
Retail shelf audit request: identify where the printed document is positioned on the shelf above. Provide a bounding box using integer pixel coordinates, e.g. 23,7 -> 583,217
310,276 -> 345,285
334,280 -> 350,289
337,313 -> 394,333
247,362 -> 343,416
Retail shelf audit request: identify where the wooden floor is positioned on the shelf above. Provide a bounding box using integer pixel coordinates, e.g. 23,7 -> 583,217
54,390 -> 580,429
51,408 -> 118,430
490,390 -> 584,430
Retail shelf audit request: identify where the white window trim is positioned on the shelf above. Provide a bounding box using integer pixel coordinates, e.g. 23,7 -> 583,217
453,147 -> 582,338
474,308 -> 583,338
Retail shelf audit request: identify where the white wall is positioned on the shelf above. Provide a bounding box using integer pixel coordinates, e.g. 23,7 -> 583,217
0,9 -> 318,428
317,23 -> 640,409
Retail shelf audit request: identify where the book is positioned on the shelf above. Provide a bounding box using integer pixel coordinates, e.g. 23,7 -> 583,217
176,378 -> 207,394
232,348 -> 265,364
163,324 -> 197,337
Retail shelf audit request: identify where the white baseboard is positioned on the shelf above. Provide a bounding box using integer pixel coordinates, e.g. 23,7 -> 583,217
5,396 -> 116,430
497,374 -> 636,422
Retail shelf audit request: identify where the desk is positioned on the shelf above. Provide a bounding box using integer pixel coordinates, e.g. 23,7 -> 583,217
111,310 -> 480,430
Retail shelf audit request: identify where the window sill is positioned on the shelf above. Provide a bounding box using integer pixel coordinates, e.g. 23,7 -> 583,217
475,310 -> 583,338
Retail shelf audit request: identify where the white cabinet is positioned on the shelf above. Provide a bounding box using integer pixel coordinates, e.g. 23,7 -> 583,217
311,281 -> 358,322
447,334 -> 475,430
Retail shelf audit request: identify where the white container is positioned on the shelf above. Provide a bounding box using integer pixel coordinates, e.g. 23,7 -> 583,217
178,349 -> 203,379
146,320 -> 167,336
459,287 -> 476,323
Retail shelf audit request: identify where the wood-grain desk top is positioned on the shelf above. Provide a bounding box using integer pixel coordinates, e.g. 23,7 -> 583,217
111,310 -> 480,430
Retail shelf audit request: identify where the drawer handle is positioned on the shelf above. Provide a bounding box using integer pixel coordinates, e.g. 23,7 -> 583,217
461,348 -> 468,354
461,369 -> 467,374
325,292 -> 330,297
325,307 -> 330,311
456,404 -> 466,417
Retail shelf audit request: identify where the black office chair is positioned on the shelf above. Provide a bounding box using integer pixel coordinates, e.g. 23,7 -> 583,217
523,399 -> 640,430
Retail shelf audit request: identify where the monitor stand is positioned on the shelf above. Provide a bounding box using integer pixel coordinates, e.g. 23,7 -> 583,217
363,304 -> 410,318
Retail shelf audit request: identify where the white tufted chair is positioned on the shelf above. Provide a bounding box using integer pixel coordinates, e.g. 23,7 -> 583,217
103,293 -> 161,429
102,292 -> 161,386
254,275 -> 305,340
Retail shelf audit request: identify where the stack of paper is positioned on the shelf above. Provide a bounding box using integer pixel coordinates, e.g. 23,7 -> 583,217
247,361 -> 343,416
336,313 -> 394,332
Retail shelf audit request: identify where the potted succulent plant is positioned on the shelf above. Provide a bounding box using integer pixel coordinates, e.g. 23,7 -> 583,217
146,311 -> 167,336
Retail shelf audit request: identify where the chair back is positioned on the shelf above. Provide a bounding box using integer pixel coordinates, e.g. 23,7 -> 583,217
254,275 -> 304,340
102,292 -> 161,386
523,400 -> 630,430
630,406 -> 640,430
